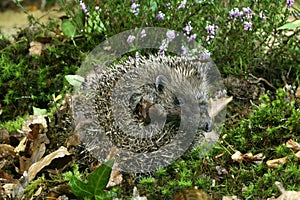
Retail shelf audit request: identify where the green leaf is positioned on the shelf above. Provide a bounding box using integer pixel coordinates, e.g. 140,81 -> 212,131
69,176 -> 94,200
87,159 -> 114,194
65,75 -> 84,89
32,106 -> 47,115
73,10 -> 85,31
61,20 -> 77,38
68,159 -> 114,199
278,20 -> 300,30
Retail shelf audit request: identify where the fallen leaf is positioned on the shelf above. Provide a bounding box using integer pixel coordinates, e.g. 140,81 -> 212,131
209,96 -> 233,118
222,196 -> 240,200
29,41 -> 50,56
231,151 -> 243,162
0,144 -> 16,158
286,139 -> 300,151
0,128 -> 10,144
28,146 -> 71,181
274,181 -> 300,200
132,186 -> 147,200
295,151 -> 300,158
231,151 -> 265,164
14,137 -> 27,153
295,85 -> 300,103
266,157 -> 287,168
22,115 -> 48,139
173,188 -> 212,200
106,147 -> 122,188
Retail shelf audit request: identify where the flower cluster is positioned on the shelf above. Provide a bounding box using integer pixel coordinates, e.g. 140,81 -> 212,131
166,30 -> 176,41
183,21 -> 193,34
229,7 -> 255,31
157,11 -> 165,21
158,39 -> 168,55
286,0 -> 294,10
130,2 -> 140,16
79,0 -> 89,15
182,22 -> 197,42
165,2 -> 171,9
127,35 -> 136,43
243,21 -> 252,31
140,29 -> 146,38
177,0 -> 187,10
229,7 -> 252,20
205,24 -> 218,43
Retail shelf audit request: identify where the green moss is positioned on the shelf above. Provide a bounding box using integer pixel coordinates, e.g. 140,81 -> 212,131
0,114 -> 28,131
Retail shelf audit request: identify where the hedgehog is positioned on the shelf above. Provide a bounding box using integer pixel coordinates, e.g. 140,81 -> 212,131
72,54 -> 218,173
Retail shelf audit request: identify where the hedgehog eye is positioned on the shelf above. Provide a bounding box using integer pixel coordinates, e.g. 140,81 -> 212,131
129,93 -> 142,109
174,96 -> 184,106
155,74 -> 168,92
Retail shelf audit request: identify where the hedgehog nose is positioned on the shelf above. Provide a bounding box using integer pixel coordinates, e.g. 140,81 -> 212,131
204,119 -> 213,132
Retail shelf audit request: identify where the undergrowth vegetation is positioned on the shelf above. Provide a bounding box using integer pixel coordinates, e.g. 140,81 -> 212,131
0,0 -> 299,199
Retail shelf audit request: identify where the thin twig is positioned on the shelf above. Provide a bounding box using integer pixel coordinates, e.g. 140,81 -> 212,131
248,74 -> 277,90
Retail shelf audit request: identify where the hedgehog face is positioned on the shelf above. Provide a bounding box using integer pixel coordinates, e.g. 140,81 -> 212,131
129,73 -> 213,133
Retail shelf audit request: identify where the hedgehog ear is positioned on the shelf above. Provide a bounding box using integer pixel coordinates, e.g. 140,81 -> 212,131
155,75 -> 168,92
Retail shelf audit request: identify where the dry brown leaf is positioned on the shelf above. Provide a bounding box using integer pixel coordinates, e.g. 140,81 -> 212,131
232,151 -> 243,162
295,85 -> 300,103
266,157 -> 287,168
295,151 -> 300,158
0,144 -> 15,159
0,128 -> 10,144
273,181 -> 300,200
28,146 -> 71,181
29,41 -> 50,56
244,152 -> 265,164
19,156 -> 31,175
232,151 -> 265,164
286,139 -> 300,151
209,96 -> 233,118
173,188 -> 212,200
132,186 -> 147,200
222,196 -> 240,200
21,115 -> 48,138
14,137 -> 27,153
106,147 -> 123,187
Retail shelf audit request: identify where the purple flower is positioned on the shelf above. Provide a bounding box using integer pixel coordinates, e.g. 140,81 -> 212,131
131,0 -> 136,2
140,29 -> 146,38
127,35 -> 136,43
259,10 -> 266,19
165,2 -> 171,9
206,24 -> 218,35
131,3 -> 140,15
188,33 -> 197,42
166,30 -> 176,40
206,35 -> 215,44
157,11 -> 165,21
229,8 -> 243,19
242,7 -> 252,19
158,39 -> 168,55
286,0 -> 294,9
199,50 -> 211,60
244,21 -> 252,31
181,45 -> 189,57
177,0 -> 187,10
79,0 -> 89,15
183,21 -> 193,35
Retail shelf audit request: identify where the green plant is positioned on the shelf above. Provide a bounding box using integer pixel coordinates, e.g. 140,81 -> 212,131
68,159 -> 115,200
226,88 -> 299,153
0,114 -> 27,132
